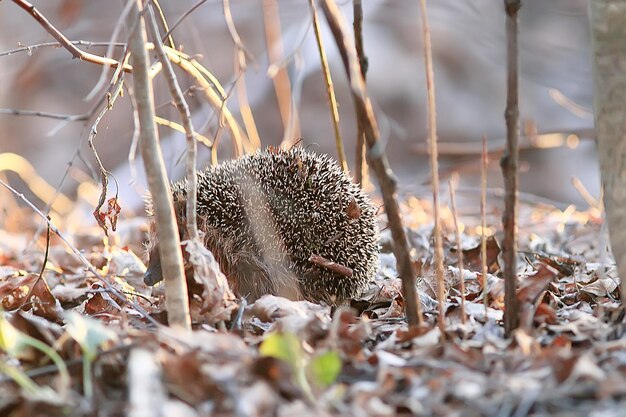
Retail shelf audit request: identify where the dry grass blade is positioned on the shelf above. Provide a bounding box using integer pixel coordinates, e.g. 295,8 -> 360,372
161,46 -> 246,158
418,0 -> 446,338
309,0 -> 348,172
262,0 -> 301,146
449,179 -> 466,324
154,117 -> 213,148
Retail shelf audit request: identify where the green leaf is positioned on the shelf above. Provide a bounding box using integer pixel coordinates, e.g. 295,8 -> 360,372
308,350 -> 342,388
65,312 -> 117,361
258,332 -> 302,368
0,315 -> 27,355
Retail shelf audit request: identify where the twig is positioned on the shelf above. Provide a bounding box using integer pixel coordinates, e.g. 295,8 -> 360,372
309,0 -> 347,172
0,41 -> 126,58
161,0 -> 207,41
145,4 -> 199,240
17,217 -> 52,311
11,0 -> 132,72
481,136 -> 489,315
152,0 -> 176,49
223,0 -> 255,63
0,179 -> 159,327
418,0 -> 445,338
121,77 -> 140,187
127,0 -> 190,329
84,0 -> 135,102
37,217 -> 51,280
320,0 -> 423,326
309,254 -> 353,278
502,0 -> 521,335
266,18 -> 314,77
353,0 -> 369,186
449,180 -> 466,324
410,127 -> 595,156
158,46 -> 246,157
0,109 -> 88,121
88,51 -> 130,235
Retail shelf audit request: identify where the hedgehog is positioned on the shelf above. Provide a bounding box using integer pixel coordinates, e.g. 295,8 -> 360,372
143,146 -> 379,305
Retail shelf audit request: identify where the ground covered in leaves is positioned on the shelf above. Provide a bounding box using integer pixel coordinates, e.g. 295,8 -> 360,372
0,198 -> 625,417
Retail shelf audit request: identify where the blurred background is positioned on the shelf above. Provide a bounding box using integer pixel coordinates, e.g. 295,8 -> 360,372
0,0 -> 595,230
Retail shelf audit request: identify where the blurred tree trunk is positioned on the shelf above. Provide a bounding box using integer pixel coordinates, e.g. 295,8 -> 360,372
590,0 -> 626,303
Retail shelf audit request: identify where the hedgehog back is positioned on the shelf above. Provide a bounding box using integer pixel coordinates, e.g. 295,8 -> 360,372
174,148 -> 379,304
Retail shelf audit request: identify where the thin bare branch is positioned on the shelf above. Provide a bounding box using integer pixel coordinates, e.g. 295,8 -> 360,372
353,0 -> 369,186
320,0 -> 423,327
166,48 -> 245,156
0,109 -> 88,121
162,0 -> 207,41
309,254 -> 353,278
127,0 -> 190,329
481,136 -> 489,316
0,41 -> 125,58
84,0 -> 135,101
11,0 -> 133,72
502,0 -> 521,335
223,0 -> 255,63
145,4 -> 199,240
88,51 -> 131,235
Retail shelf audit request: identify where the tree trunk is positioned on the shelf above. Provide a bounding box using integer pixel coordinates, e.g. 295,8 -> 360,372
590,0 -> 626,303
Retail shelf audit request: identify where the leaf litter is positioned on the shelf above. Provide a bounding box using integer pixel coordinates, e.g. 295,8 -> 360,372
0,198 -> 624,417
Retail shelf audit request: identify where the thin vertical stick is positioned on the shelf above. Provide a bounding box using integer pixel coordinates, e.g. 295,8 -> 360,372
481,136 -> 489,316
418,0 -> 445,337
128,0 -> 190,329
353,0 -> 369,186
262,0 -> 301,146
145,5 -> 198,240
449,179 -> 466,324
309,0 -> 347,172
320,0 -> 423,326
502,0 -> 520,334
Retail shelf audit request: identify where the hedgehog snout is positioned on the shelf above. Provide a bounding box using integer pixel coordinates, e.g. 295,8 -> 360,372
144,247 -> 163,286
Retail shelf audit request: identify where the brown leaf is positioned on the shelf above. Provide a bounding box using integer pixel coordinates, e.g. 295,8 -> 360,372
0,274 -> 61,321
517,266 -> 558,304
346,198 -> 361,219
462,235 -> 501,274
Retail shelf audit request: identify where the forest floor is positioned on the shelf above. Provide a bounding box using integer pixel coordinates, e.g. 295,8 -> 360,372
0,196 -> 624,417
